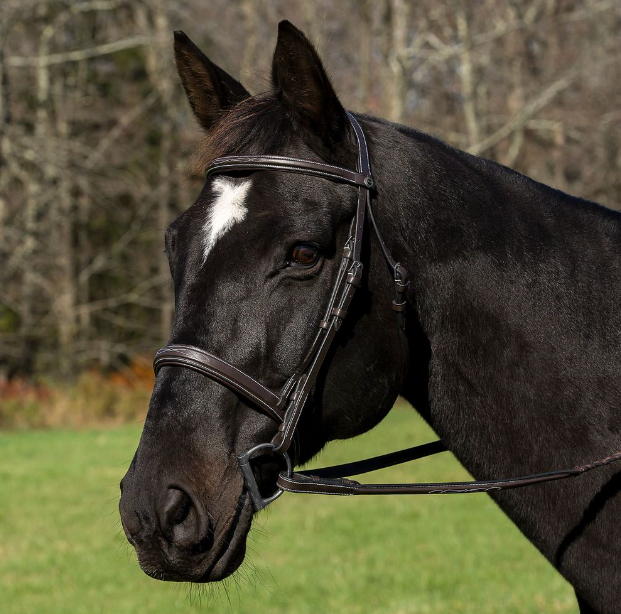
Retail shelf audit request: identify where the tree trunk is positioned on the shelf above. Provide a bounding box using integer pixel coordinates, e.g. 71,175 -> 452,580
456,6 -> 480,147
389,0 -> 408,123
136,2 -> 175,344
52,75 -> 77,376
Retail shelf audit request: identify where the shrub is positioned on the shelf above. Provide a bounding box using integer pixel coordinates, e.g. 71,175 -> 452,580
0,360 -> 153,429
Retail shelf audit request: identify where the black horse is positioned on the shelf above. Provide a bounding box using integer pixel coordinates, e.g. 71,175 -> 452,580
119,21 -> 621,613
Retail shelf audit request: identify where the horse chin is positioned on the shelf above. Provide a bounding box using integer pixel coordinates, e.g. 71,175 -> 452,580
198,533 -> 248,582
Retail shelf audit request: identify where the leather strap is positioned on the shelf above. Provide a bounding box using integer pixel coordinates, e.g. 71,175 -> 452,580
277,469 -> 579,496
277,448 -> 621,496
154,345 -> 285,423
206,154 -> 373,189
347,111 -> 372,263
271,113 -> 380,454
272,259 -> 363,453
299,440 -> 448,479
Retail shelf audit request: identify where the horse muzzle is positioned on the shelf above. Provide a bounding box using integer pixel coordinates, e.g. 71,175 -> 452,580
119,469 -> 254,582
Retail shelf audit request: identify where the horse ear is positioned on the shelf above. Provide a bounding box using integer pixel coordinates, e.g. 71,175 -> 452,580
271,21 -> 347,148
173,30 -> 250,131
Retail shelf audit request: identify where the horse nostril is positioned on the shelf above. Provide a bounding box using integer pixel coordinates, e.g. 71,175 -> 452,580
161,487 -> 213,554
164,488 -> 192,526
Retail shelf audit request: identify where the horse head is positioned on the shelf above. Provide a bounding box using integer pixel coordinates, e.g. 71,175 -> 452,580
119,21 -> 407,582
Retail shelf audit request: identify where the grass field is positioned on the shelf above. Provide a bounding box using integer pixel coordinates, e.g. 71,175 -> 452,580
0,405 -> 577,614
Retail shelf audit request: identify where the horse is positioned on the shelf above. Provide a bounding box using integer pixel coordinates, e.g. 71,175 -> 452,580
119,21 -> 621,613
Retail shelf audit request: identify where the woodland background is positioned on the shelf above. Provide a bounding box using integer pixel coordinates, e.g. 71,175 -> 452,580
0,0 -> 620,426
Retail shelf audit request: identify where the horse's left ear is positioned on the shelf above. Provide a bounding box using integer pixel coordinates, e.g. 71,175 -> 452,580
271,21 -> 347,149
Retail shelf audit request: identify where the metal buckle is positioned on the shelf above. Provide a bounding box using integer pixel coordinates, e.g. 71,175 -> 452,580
393,262 -> 408,285
237,443 -> 292,511
346,261 -> 363,288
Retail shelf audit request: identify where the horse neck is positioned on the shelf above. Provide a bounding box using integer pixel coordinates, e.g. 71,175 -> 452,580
367,116 -> 621,480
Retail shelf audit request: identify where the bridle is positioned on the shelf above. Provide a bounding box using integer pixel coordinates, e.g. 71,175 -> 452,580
154,112 -> 621,511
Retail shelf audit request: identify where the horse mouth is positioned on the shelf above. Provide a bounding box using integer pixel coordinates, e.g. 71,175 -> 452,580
196,490 -> 254,582
194,457 -> 284,581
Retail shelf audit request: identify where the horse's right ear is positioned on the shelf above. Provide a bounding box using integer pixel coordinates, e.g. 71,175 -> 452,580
173,31 -> 249,131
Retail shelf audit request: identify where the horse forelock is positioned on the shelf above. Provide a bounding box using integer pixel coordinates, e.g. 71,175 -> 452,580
190,94 -> 292,176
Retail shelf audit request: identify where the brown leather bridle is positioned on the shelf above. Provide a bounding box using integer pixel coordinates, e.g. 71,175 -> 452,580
154,112 -> 621,511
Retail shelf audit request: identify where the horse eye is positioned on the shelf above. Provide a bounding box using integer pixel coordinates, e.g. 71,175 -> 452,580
289,244 -> 320,267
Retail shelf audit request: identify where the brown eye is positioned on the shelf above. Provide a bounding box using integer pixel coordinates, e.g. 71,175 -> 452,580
289,244 -> 320,267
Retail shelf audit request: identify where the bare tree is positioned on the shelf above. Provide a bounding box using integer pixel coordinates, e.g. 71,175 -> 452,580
0,0 -> 619,380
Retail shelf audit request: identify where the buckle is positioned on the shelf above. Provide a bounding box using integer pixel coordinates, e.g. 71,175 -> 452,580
346,262 -> 363,288
237,443 -> 292,511
394,263 -> 409,286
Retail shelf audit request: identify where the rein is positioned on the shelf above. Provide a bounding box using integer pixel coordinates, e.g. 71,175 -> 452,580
154,112 -> 621,511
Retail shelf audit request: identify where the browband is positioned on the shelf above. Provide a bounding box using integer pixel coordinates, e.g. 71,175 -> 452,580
206,154 -> 374,190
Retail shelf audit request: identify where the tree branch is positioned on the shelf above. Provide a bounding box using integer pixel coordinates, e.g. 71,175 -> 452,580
6,35 -> 153,67
467,75 -> 575,156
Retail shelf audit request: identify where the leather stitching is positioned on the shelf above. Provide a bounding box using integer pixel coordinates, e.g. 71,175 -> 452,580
208,162 -> 365,187
155,356 -> 283,423
211,155 -> 360,175
158,345 -> 279,402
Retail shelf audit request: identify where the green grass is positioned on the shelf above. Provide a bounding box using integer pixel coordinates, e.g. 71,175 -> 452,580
0,405 -> 577,614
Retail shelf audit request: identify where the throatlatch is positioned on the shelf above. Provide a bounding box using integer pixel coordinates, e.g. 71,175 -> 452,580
154,112 -> 621,511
